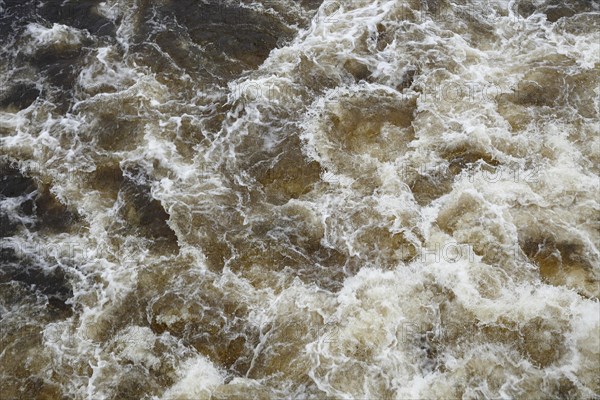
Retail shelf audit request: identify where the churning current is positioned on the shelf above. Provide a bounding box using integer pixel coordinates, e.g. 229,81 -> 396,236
0,0 -> 599,399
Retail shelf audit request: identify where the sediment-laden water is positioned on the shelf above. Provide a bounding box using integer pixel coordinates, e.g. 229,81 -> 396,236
1,0 -> 599,399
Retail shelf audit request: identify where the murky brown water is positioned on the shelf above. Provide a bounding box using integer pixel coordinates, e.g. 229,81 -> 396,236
1,0 -> 599,399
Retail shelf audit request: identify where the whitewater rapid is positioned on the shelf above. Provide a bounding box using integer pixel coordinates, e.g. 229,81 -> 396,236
1,0 -> 599,399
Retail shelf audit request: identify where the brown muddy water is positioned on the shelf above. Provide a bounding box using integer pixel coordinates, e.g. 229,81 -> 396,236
0,0 -> 599,399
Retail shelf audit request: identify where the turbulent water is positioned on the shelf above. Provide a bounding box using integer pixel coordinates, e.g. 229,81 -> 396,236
1,0 -> 599,399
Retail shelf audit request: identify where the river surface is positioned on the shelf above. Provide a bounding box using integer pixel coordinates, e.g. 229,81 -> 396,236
0,0 -> 599,399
